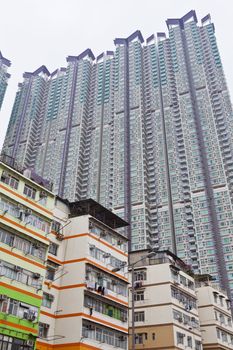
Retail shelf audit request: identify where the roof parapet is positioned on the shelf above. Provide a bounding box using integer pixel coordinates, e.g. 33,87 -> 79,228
67,48 -> 95,62
23,65 -> 50,79
0,51 -> 11,67
166,10 -> 197,30
114,30 -> 144,46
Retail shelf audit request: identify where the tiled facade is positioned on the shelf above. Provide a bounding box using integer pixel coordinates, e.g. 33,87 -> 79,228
0,156 -> 55,349
0,158 -> 129,350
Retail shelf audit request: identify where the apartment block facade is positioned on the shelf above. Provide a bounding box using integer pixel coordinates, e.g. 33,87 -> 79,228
0,155 -> 55,349
0,51 -> 10,109
129,250 -> 202,350
37,198 -> 129,350
0,157 -> 129,350
3,10 -> 233,298
196,276 -> 233,350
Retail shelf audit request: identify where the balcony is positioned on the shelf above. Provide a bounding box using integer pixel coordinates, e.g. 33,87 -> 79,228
0,197 -> 51,239
82,326 -> 127,350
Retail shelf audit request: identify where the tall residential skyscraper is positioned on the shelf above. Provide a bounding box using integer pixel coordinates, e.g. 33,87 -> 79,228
0,51 -> 11,109
3,11 -> 233,297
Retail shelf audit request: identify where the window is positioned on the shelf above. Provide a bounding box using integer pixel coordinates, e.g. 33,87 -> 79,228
84,294 -> 127,321
0,198 -> 50,234
39,322 -> 49,339
23,184 -> 36,199
46,260 -> 59,281
0,297 -> 38,320
0,335 -> 34,350
0,259 -> 42,289
187,336 -> 192,348
152,333 -> 156,341
82,321 -> 127,349
42,293 -> 54,308
230,335 -> 233,345
221,331 -> 227,342
0,227 -> 46,261
134,270 -> 147,281
195,340 -> 202,350
216,328 -> 221,339
52,220 -> 61,233
134,291 -> 144,301
48,242 -> 58,256
1,171 -> 19,190
135,334 -> 143,344
213,292 -> 218,303
134,311 -> 145,322
177,332 -> 185,345
219,313 -> 225,324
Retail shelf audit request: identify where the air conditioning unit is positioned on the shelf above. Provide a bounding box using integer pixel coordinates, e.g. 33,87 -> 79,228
17,209 -> 24,220
103,253 -> 111,258
28,312 -> 36,321
39,191 -> 47,198
88,324 -> 95,330
117,240 -> 123,246
0,294 -> 8,300
23,311 -> 29,319
89,244 -> 95,250
26,340 -> 34,347
86,267 -> 92,273
118,335 -> 125,342
1,170 -> 8,179
33,273 -> 40,279
56,233 -> 64,241
121,316 -> 127,322
89,222 -> 94,229
178,317 -> 183,323
32,243 -> 40,249
100,231 -> 107,237
134,281 -> 143,289
14,266 -> 22,272
25,208 -> 32,216
48,294 -> 54,301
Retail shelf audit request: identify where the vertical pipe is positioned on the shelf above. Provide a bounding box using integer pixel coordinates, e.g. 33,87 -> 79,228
131,263 -> 135,350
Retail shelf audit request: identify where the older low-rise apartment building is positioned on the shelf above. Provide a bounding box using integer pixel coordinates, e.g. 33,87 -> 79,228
129,250 -> 202,350
129,250 -> 233,350
1,153 -> 233,350
196,275 -> 233,350
38,198 -> 129,350
0,155 -> 129,350
0,155 -> 55,349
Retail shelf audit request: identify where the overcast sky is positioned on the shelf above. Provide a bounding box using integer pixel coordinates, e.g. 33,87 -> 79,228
1,0 -> 233,148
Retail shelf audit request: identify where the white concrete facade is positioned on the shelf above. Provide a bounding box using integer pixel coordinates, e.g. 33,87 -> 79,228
37,198 -> 129,350
196,278 -> 233,350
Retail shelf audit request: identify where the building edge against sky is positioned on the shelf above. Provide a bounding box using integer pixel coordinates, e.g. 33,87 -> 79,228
0,155 -> 129,350
0,52 -> 11,110
3,9 -> 233,301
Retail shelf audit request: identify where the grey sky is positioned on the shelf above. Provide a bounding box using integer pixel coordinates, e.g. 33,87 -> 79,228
1,0 -> 233,148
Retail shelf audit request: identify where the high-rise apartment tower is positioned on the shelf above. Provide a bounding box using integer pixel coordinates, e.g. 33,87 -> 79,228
0,52 -> 11,109
3,11 -> 233,298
